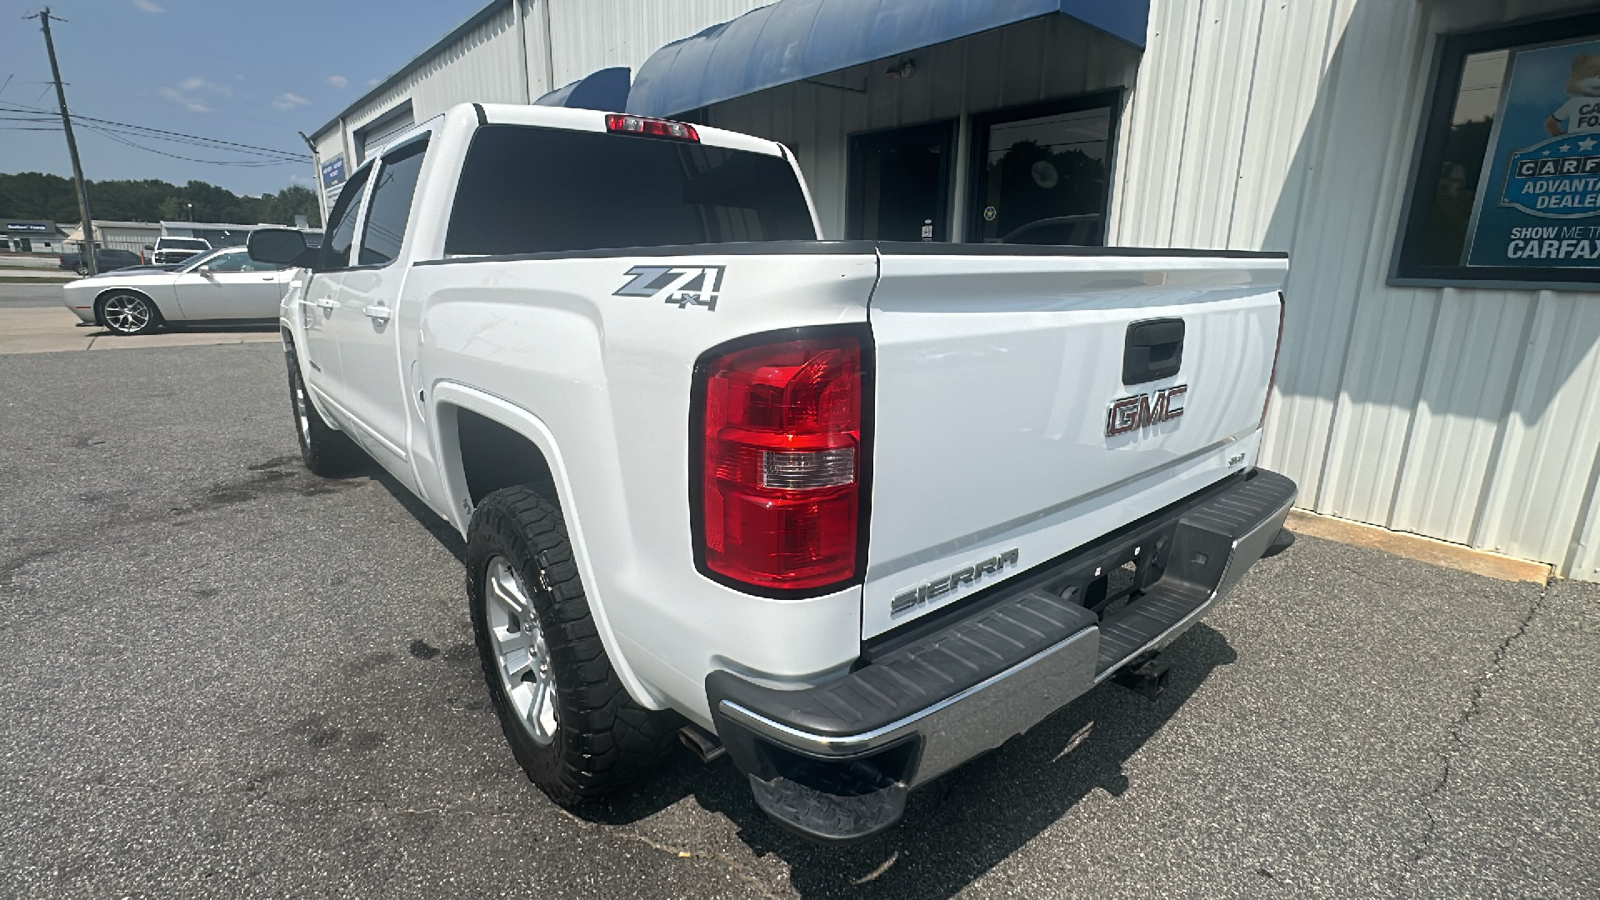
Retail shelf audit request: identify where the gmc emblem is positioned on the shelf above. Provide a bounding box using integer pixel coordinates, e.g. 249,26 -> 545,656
1106,385 -> 1188,436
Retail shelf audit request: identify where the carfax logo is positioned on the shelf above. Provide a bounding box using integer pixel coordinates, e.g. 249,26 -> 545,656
614,265 -> 725,310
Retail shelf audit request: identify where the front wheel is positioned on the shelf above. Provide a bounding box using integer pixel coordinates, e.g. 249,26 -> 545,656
467,487 -> 678,805
284,343 -> 363,476
99,291 -> 161,335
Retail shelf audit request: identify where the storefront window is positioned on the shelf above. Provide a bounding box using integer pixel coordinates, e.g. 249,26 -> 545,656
1396,11 -> 1600,285
847,121 -> 955,242
969,92 -> 1119,245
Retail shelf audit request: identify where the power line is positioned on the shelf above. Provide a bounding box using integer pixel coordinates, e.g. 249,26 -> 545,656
79,121 -> 295,167
0,97 -> 311,163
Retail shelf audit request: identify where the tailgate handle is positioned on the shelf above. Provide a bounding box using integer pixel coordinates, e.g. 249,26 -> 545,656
1123,318 -> 1185,385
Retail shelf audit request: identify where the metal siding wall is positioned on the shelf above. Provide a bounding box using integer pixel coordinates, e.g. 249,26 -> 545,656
546,0 -> 770,86
341,4 -> 526,139
1119,0 -> 1600,578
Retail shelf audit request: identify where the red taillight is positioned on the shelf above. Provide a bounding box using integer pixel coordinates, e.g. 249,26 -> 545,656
1261,291 -> 1286,428
605,113 -> 699,142
694,329 -> 868,594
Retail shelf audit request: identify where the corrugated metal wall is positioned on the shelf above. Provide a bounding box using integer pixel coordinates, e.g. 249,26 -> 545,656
342,4 -> 527,144
1114,0 -> 1600,580
546,0 -> 768,86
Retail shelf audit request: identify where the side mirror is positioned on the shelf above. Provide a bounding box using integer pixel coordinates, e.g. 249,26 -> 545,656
248,228 -> 317,269
143,244 -> 153,251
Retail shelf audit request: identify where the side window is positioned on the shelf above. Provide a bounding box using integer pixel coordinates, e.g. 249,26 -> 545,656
321,164 -> 371,270
201,253 -> 249,272
238,255 -> 285,272
358,138 -> 429,266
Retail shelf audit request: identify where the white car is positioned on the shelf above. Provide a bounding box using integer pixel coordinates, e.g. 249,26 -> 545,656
62,246 -> 294,335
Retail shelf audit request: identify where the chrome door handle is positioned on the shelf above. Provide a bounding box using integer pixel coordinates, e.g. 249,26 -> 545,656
312,298 -> 337,310
363,304 -> 391,321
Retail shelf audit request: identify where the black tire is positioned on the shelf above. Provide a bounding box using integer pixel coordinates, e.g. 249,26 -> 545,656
74,262 -> 89,276
284,343 -> 363,476
467,486 -> 678,805
98,291 -> 162,336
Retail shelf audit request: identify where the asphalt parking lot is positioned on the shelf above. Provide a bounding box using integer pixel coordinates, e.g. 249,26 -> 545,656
1,322 -> 1597,898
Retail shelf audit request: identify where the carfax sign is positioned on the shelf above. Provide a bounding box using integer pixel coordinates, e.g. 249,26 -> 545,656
1467,38 -> 1600,268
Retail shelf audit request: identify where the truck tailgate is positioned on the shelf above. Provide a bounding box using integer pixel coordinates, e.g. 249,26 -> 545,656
861,248 -> 1287,639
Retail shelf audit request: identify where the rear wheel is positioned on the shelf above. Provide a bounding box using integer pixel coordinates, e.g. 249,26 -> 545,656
467,486 -> 678,805
284,343 -> 362,476
99,291 -> 161,336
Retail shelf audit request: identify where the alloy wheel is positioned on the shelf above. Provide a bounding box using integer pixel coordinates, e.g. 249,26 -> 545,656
484,556 -> 559,745
102,294 -> 153,334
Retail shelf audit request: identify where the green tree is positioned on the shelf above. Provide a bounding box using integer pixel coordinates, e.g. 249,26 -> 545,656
0,171 -> 318,226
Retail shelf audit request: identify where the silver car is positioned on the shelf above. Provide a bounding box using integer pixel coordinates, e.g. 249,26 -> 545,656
62,246 -> 295,336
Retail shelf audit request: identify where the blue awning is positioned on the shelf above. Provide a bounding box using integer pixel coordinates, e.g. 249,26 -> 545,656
626,0 -> 1147,118
535,67 -> 631,112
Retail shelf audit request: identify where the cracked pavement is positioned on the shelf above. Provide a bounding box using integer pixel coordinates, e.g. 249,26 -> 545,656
1,342 -> 1597,899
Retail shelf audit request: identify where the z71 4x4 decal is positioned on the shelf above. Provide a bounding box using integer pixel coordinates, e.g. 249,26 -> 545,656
614,265 -> 725,310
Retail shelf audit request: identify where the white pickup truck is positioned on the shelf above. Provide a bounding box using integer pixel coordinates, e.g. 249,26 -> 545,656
248,103 -> 1296,843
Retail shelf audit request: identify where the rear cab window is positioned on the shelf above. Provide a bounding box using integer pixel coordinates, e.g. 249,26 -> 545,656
444,125 -> 815,256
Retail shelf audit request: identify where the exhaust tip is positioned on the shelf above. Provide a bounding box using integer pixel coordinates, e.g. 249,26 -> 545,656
679,724 -> 726,763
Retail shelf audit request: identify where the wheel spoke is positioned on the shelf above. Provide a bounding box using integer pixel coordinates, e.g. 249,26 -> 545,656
487,567 -> 529,619
530,678 -> 557,737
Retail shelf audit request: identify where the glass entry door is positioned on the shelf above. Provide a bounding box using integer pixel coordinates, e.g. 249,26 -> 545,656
847,121 -> 955,242
969,93 -> 1119,245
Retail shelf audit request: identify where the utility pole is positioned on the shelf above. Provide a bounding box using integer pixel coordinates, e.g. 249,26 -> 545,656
29,7 -> 97,275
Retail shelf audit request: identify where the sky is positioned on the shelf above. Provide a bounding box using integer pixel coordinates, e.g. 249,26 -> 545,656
0,0 -> 484,196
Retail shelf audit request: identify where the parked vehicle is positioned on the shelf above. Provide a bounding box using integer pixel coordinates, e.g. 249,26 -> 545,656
147,236 -> 212,266
247,103 -> 1297,843
62,246 -> 291,335
57,247 -> 142,275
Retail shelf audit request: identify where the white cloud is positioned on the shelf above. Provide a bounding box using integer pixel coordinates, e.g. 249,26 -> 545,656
160,88 -> 212,113
326,75 -> 348,89
271,92 -> 310,111
367,78 -> 380,87
178,76 -> 229,95
160,76 -> 229,113
131,0 -> 164,12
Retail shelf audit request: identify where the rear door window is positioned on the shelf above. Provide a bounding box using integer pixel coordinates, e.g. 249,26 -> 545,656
445,125 -> 814,256
321,164 -> 371,270
358,138 -> 429,266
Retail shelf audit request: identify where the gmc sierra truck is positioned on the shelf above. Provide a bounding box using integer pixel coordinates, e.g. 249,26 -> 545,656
248,103 -> 1296,843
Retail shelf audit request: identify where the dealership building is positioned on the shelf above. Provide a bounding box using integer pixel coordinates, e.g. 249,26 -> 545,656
309,0 -> 1600,583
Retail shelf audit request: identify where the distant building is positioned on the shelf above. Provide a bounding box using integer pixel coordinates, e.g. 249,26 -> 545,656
1,220 -> 64,254
62,221 -> 162,256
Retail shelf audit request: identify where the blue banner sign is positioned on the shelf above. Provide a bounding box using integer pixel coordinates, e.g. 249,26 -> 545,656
1467,38 -> 1600,268
320,154 -> 346,190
